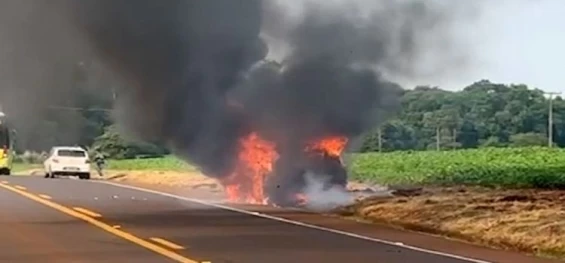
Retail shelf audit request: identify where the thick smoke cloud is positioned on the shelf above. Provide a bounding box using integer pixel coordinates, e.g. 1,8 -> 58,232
64,0 -> 473,182
65,0 -> 468,180
236,1 -> 415,144
0,0 -> 475,189
0,1 -> 93,149
69,0 -> 266,177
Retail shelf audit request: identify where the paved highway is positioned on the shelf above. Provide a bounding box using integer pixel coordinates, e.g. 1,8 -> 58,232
0,176 -> 560,263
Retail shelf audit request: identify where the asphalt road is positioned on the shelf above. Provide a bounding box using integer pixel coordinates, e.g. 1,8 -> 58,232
0,176 -> 561,263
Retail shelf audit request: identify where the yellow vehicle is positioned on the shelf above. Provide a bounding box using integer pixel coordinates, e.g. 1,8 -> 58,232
0,113 -> 14,175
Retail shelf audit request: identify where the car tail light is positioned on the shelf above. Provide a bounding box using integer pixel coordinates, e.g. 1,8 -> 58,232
52,159 -> 59,163
2,146 -> 7,158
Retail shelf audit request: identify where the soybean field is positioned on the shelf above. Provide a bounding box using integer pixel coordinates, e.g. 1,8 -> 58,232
349,147 -> 565,189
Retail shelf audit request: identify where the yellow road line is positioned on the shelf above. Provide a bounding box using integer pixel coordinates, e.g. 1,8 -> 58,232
150,237 -> 185,250
0,183 -> 199,263
14,185 -> 26,190
73,207 -> 102,218
38,194 -> 52,200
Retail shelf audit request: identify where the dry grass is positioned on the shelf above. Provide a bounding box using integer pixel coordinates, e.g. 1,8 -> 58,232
335,187 -> 565,258
102,170 -> 222,192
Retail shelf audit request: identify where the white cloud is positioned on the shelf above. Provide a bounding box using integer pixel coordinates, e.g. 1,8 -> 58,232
400,0 -> 565,91
265,0 -> 564,92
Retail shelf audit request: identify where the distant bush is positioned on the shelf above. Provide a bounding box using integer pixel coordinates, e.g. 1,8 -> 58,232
14,151 -> 47,164
92,125 -> 169,159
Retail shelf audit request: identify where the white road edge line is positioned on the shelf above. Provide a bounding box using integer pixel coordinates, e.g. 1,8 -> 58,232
96,181 -> 491,263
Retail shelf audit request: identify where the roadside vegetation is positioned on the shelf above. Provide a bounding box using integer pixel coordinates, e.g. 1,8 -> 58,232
344,147 -> 565,260
105,155 -> 198,172
11,163 -> 41,173
11,152 -> 197,173
349,147 -> 565,189
337,187 -> 565,259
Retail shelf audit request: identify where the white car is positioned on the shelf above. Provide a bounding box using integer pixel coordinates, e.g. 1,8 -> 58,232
44,146 -> 91,180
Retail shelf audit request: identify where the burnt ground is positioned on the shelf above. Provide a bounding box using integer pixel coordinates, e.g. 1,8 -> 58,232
334,186 -> 565,260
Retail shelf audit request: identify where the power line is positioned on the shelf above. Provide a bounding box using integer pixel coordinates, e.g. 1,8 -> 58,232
47,106 -> 112,112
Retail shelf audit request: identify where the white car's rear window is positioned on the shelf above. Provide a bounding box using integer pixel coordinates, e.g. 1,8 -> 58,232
57,150 -> 86,157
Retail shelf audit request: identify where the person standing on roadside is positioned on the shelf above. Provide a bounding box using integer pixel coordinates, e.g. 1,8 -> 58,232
93,151 -> 106,177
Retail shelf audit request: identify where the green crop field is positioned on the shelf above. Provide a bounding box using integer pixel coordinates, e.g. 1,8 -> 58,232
106,156 -> 199,172
12,163 -> 42,173
348,147 -> 565,189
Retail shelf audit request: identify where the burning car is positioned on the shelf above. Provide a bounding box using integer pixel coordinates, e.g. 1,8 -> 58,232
266,149 -> 348,207
221,132 -> 348,208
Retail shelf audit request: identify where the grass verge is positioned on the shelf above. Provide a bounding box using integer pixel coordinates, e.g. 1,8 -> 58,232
106,156 -> 199,172
335,187 -> 565,259
346,148 -> 565,259
12,163 -> 42,173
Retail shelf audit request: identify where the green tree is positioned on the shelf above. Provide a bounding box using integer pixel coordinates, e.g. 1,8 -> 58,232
363,79 -> 560,152
92,125 -> 169,159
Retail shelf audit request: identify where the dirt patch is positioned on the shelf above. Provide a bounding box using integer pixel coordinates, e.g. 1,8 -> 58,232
334,187 -> 565,259
101,170 -> 223,193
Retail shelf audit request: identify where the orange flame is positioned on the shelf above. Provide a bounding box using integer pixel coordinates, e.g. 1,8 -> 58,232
221,133 -> 348,205
306,136 -> 349,157
222,132 -> 279,204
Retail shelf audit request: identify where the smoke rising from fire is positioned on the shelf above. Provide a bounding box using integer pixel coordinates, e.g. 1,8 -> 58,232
75,2 -> 458,154
0,0 -> 476,205
0,1 -> 95,149
300,172 -> 355,211
69,0 -> 267,177
64,0 -> 476,205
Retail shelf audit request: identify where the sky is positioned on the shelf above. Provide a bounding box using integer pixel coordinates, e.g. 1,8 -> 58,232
272,0 -> 565,92
437,0 -> 565,93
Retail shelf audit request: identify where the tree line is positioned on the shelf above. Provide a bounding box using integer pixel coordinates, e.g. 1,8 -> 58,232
361,80 -> 563,152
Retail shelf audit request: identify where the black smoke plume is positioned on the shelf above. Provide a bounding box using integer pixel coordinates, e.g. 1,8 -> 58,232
69,0 -> 266,177
0,1 -> 93,150
65,0 -> 469,203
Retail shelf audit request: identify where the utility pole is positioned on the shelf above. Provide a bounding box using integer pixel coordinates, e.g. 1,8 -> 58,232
46,106 -> 112,112
436,126 -> 440,151
452,128 -> 457,150
546,92 -> 561,148
377,128 -> 382,152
